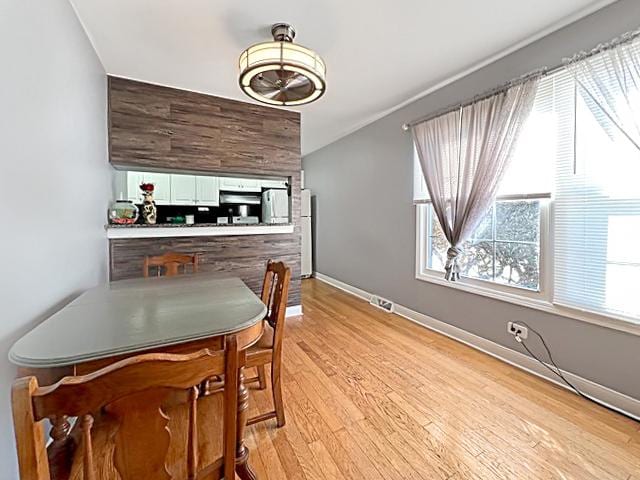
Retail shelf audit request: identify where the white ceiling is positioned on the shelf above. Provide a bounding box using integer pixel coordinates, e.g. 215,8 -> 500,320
70,0 -> 614,155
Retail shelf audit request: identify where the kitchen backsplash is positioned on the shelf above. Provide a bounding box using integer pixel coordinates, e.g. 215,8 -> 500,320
136,203 -> 262,225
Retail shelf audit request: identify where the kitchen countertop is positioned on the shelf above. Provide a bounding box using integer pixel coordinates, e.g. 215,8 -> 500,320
106,222 -> 294,239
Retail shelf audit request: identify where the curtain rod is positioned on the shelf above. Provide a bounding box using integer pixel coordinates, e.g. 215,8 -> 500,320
401,67 -> 552,131
402,26 -> 640,132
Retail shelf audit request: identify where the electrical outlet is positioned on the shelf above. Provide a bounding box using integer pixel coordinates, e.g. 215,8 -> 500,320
507,321 -> 528,340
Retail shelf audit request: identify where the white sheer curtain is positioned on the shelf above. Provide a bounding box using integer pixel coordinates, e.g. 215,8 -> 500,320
567,32 -> 640,150
412,78 -> 539,280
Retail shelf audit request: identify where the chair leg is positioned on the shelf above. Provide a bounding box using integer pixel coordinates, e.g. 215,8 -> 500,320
257,365 -> 267,390
271,360 -> 285,428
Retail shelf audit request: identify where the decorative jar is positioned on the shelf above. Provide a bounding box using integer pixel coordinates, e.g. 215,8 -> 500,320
108,200 -> 139,225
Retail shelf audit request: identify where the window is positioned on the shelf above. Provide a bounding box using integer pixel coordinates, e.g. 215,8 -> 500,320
414,59 -> 640,326
425,200 -> 542,290
415,72 -> 558,294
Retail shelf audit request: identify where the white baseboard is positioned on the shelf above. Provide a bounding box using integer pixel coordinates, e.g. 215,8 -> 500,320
314,273 -> 371,300
286,305 -> 303,317
314,272 -> 640,421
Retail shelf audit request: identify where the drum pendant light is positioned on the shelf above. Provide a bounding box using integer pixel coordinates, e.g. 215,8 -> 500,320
238,23 -> 326,106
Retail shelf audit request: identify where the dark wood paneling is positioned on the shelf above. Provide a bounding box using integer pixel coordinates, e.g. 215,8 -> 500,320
108,77 -> 300,176
109,233 -> 301,306
108,77 -> 302,306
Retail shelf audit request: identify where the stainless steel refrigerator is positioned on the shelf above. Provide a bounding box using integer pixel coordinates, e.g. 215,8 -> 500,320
301,189 -> 312,277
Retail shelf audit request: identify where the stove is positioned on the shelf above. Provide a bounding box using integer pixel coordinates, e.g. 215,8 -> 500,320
217,216 -> 260,225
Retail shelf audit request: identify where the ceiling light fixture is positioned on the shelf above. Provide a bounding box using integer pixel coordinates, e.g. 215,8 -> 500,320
238,23 -> 326,106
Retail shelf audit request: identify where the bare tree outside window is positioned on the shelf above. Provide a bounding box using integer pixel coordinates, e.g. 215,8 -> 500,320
427,200 -> 540,290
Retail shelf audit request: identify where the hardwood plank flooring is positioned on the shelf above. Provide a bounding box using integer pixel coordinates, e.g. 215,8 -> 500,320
246,279 -> 640,479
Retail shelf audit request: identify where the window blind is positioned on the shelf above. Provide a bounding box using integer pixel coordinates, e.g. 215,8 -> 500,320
554,59 -> 640,323
412,58 -> 640,324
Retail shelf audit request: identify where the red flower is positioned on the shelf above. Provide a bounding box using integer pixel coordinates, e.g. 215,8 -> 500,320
140,183 -> 155,192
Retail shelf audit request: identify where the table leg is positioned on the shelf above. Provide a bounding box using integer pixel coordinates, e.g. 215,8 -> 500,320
48,414 -> 74,480
235,368 -> 256,480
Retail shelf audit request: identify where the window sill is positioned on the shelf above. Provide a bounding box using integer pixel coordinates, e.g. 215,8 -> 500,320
416,270 -> 640,337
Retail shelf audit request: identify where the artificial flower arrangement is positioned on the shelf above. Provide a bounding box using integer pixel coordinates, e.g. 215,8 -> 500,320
140,182 -> 155,193
140,183 -> 157,224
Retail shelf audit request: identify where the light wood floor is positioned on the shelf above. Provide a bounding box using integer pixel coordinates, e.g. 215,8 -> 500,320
245,279 -> 640,480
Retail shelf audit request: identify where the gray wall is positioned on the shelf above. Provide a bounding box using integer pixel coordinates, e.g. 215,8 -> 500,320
0,0 -> 109,476
303,0 -> 640,401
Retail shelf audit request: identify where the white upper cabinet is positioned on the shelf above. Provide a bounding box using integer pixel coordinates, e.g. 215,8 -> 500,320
125,171 -> 145,203
112,170 -> 129,200
195,176 -> 220,206
124,171 -> 171,204
170,174 -> 197,205
260,179 -> 288,189
219,177 -> 261,192
143,172 -> 171,204
116,170 -> 287,205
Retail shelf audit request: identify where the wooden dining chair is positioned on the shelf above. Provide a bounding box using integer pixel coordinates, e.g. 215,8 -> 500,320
245,260 -> 291,428
12,347 -> 238,480
143,252 -> 199,277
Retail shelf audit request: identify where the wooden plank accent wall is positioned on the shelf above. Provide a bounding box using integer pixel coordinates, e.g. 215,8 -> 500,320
107,77 -> 301,306
108,77 -> 300,176
109,231 -> 301,306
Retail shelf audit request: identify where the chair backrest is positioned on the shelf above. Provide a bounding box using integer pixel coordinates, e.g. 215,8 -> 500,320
260,260 -> 291,347
143,252 -> 199,277
12,348 -> 235,480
